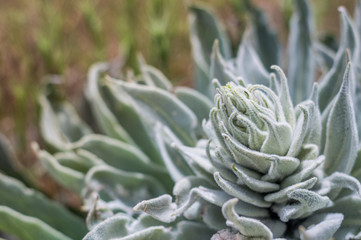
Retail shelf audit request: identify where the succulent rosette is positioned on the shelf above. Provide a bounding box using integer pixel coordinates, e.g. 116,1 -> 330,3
135,62 -> 361,239
209,72 -> 326,220
134,0 -> 361,237
2,0 -> 361,239
207,66 -> 361,237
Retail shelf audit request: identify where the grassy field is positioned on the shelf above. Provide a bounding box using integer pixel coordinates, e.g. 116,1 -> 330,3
0,0 -> 354,172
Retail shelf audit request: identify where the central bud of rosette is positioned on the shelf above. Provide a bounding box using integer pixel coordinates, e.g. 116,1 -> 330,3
215,81 -> 293,156
209,76 -> 325,219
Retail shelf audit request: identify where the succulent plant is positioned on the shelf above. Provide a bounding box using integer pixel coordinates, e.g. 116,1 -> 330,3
135,65 -> 361,239
1,0 -> 361,239
134,0 -> 361,239
0,134 -> 88,240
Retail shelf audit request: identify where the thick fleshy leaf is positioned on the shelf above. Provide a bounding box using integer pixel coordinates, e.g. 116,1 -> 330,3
259,117 -> 293,156
287,0 -> 315,104
319,8 -> 358,111
34,145 -> 84,193
338,7 -> 358,58
0,206 -> 71,240
85,165 -> 166,212
135,188 -> 210,223
54,150 -> 102,173
286,102 -> 312,157
83,214 -> 172,240
214,172 -> 271,208
202,204 -> 227,230
262,154 -> 301,182
271,66 -> 295,129
86,63 -> 135,143
245,0 -> 280,68
73,134 -> 168,179
175,86 -> 213,126
316,172 -> 361,199
355,84 -> 361,140
222,199 -> 273,240
189,5 -> 231,62
222,130 -> 300,178
99,79 -> 170,163
220,131 -> 269,173
139,58 -> 172,91
154,125 -> 194,182
260,219 -> 287,239
175,144 -> 216,177
134,195 -> 177,223
320,195 -> 361,231
324,63 -> 359,175
173,176 -> 214,205
107,79 -> 198,146
210,41 -> 237,87
331,226 -> 361,240
39,94 -> 92,150
318,49 -> 349,112
210,147 -> 240,182
299,213 -> 343,240
265,177 -> 318,204
275,189 -> 331,221
0,172 -> 87,239
135,180 -> 270,225
303,83 -> 322,147
188,5 -> 231,97
195,187 -> 269,218
281,156 -> 324,188
182,183 -> 270,218
232,163 -> 280,193
320,96 -> 334,153
235,35 -> 270,86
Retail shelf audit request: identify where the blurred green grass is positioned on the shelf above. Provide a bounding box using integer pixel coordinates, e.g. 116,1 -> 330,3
0,0 -> 354,165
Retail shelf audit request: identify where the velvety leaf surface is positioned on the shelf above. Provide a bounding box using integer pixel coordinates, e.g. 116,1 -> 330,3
318,7 -> 357,111
324,63 -> 359,175
287,0 -> 315,104
300,213 -> 344,240
222,199 -> 273,240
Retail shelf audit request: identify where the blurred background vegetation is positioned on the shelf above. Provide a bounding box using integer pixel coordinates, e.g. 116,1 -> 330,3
0,0 -> 355,194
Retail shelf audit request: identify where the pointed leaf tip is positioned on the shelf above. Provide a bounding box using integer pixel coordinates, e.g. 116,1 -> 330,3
324,61 -> 359,175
